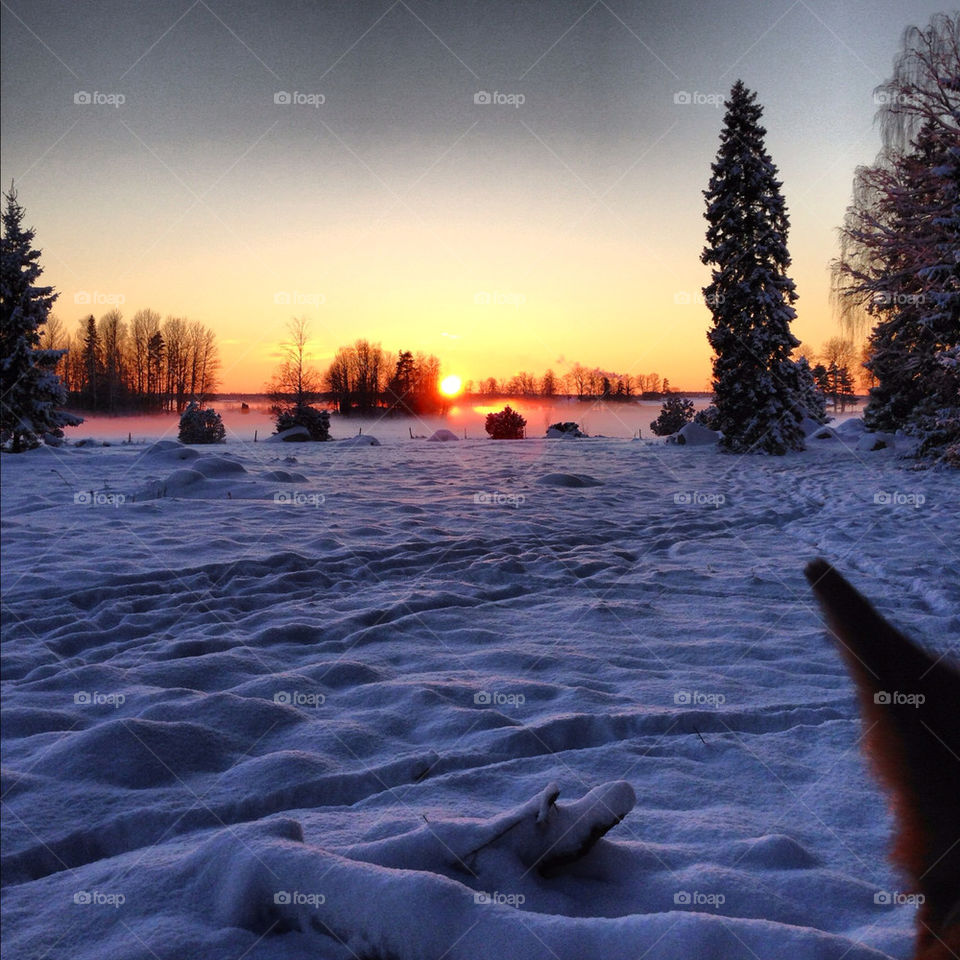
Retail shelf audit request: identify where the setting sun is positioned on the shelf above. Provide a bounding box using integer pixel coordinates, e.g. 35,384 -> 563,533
440,375 -> 462,397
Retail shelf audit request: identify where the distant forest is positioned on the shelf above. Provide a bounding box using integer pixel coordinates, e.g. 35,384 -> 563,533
316,338 -> 673,417
43,311 -> 219,414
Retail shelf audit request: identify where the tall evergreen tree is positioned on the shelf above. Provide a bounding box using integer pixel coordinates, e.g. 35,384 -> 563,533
702,81 -> 805,454
0,187 -> 80,451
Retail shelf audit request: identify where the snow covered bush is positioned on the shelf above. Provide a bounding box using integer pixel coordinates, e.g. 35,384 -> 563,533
650,396 -> 695,436
546,421 -> 585,438
274,403 -> 330,441
485,405 -> 526,439
693,404 -> 720,430
177,402 -> 226,444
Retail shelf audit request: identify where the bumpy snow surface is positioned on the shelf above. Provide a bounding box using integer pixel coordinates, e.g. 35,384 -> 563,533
2,435 -> 957,960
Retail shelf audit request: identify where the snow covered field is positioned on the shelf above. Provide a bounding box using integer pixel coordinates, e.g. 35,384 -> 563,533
2,431 -> 957,960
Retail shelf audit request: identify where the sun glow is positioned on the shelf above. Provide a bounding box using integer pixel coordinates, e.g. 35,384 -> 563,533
440,375 -> 462,397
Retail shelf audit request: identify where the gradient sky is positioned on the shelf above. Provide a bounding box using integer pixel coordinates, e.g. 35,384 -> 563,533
0,0 -> 947,392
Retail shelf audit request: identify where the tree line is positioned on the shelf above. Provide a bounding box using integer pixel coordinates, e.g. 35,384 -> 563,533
463,366 -> 669,400
42,310 -> 219,413
326,341 -> 444,415
266,322 -> 446,418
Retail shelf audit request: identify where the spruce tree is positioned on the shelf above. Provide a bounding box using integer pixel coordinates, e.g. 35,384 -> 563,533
0,187 -> 80,451
793,356 -> 827,423
81,315 -> 102,410
702,81 -> 805,454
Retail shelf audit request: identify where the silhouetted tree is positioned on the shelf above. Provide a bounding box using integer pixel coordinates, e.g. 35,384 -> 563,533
1,186 -> 80,450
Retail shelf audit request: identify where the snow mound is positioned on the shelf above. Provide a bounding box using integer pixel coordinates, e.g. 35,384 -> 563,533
732,833 -> 820,869
190,456 -> 247,478
260,469 -> 308,483
264,426 -> 312,443
33,717 -> 235,788
537,473 -> 603,488
148,468 -> 208,496
138,439 -> 200,462
428,429 -> 460,442
675,422 -> 721,446
799,417 -> 824,437
856,432 -> 895,452
834,418 -> 866,438
338,435 -> 381,446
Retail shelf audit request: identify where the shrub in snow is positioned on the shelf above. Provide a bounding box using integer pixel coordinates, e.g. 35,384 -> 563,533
702,81 -> 805,455
177,403 -> 226,444
546,421 -> 585,438
274,404 -> 330,441
485,405 -> 526,439
650,396 -> 695,436
693,404 -> 720,430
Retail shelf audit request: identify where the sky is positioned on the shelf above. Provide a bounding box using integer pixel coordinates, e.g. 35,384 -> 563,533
0,0 -> 948,393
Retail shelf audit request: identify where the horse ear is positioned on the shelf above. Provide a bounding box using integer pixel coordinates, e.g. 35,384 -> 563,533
805,559 -> 960,958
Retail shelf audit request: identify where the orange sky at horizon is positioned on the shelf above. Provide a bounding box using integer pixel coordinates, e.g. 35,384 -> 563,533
43,195 -> 852,395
